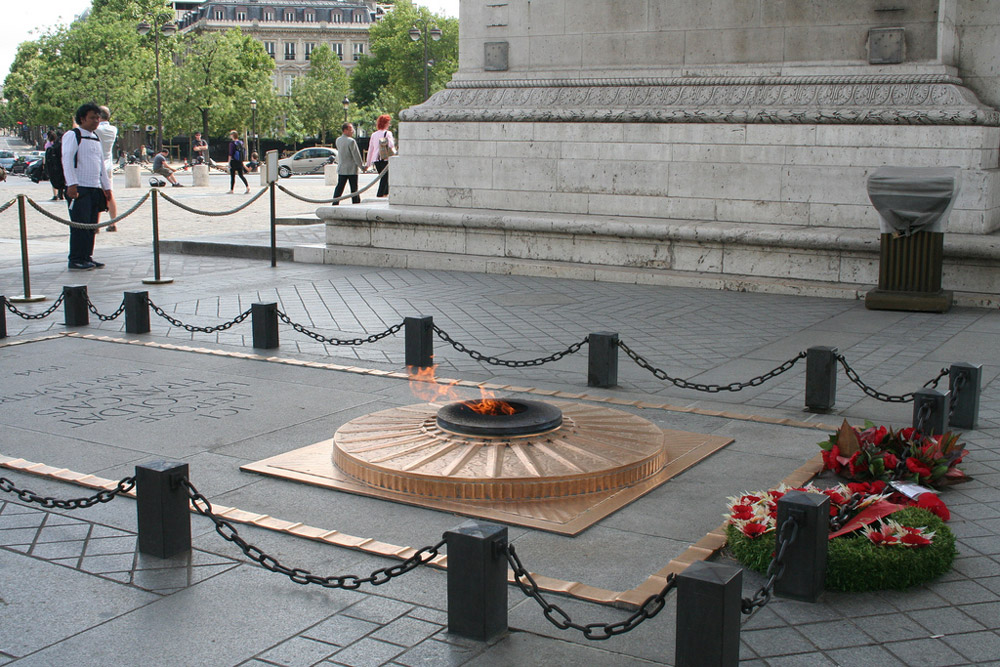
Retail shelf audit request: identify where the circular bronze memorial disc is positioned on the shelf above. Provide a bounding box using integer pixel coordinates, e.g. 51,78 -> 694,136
332,401 -> 666,501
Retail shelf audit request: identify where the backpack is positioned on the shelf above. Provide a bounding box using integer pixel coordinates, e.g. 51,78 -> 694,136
232,140 -> 243,162
58,128 -> 98,185
377,131 -> 391,161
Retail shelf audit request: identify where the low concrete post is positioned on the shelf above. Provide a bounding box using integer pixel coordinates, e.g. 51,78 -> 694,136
588,332 -> 619,388
774,491 -> 829,603
675,561 -> 742,667
805,346 -> 838,412
124,291 -> 150,334
124,164 -> 141,188
444,520 -> 508,642
913,388 -> 949,435
252,302 -> 279,349
949,362 -> 981,430
405,316 -> 434,368
62,285 -> 89,327
0,297 -> 6,339
136,461 -> 191,559
324,163 -> 338,186
192,164 -> 209,187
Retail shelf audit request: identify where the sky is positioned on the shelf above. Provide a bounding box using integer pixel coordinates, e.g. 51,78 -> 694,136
0,0 -> 460,85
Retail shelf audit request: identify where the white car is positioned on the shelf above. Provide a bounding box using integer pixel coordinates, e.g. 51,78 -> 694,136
277,147 -> 337,178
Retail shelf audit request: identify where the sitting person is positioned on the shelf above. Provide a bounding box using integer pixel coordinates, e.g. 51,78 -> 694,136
151,148 -> 183,187
247,152 -> 260,172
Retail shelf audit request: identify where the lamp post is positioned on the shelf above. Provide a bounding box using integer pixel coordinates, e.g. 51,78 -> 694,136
409,19 -> 442,102
137,16 -> 177,154
250,99 -> 258,158
342,96 -> 350,124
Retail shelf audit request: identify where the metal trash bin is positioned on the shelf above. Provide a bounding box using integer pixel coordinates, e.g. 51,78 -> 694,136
865,166 -> 961,313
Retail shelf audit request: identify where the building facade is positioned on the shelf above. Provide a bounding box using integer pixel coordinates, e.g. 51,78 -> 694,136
177,0 -> 381,95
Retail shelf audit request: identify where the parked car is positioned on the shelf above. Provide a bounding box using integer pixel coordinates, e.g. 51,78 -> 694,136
0,151 -> 16,170
9,155 -> 40,174
276,146 -> 337,178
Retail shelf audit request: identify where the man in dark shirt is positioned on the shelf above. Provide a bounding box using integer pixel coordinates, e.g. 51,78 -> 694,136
152,148 -> 183,186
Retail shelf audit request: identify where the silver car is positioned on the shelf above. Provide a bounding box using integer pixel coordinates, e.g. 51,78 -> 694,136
0,151 -> 16,170
276,147 -> 337,178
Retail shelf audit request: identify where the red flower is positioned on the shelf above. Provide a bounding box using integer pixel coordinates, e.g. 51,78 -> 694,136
821,445 -> 842,473
906,457 -> 933,478
823,489 -> 847,506
847,451 -> 866,477
916,494 -> 950,521
731,504 -> 754,520
868,531 -> 885,545
882,453 -> 899,470
739,494 -> 761,505
901,532 -> 931,547
900,427 -> 916,440
847,482 -> 871,495
741,522 -> 767,538
870,480 -> 888,494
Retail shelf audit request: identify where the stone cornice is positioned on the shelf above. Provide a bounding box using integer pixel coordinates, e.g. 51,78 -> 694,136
401,76 -> 999,126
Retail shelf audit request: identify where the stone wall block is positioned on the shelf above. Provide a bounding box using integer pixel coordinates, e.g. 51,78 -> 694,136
471,190 -> 589,215
587,193 -> 716,220
670,162 -> 782,200
683,27 -> 785,64
780,166 -> 870,205
650,0 -> 762,30
494,158 -> 559,192
746,125 -> 817,147
724,247 -> 841,282
672,243 -> 724,273
529,34 -> 583,69
496,141 -> 562,159
479,123 -> 535,142
324,219 -> 372,247
716,199 -> 810,225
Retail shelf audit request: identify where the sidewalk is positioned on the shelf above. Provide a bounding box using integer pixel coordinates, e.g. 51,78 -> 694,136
1,196 -> 999,665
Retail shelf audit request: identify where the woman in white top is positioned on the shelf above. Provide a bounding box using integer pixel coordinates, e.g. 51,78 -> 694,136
365,114 -> 395,197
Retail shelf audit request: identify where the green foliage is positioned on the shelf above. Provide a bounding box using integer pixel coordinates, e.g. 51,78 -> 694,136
290,44 -> 349,144
352,0 -> 458,112
727,508 -> 956,592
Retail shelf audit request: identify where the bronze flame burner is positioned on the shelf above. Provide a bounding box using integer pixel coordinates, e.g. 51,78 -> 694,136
435,399 -> 563,437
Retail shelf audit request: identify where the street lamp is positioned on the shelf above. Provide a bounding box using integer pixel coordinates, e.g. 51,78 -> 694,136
250,99 -> 258,158
409,19 -> 442,102
342,96 -> 350,124
137,16 -> 177,154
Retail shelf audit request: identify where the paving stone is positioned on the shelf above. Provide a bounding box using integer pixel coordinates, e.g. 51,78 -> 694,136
959,601 -> 1000,630
327,637 -> 405,667
342,597 -> 415,625
940,629 -> 1000,663
884,637 -> 970,666
256,636 -> 340,667
370,617 -> 442,648
304,615 -> 380,647
795,619 -> 877,650
824,644 -> 909,666
393,638 -> 482,667
909,606 -> 987,636
741,626 -> 816,658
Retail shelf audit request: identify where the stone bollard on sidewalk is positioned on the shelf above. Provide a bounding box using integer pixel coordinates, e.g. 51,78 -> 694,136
124,164 -> 141,188
324,163 -> 338,186
192,164 -> 209,187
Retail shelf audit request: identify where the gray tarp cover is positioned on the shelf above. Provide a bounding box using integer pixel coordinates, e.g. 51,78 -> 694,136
867,166 -> 961,236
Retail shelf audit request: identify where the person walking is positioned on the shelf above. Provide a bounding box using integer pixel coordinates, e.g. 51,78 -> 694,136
333,123 -> 363,205
95,106 -> 118,229
62,102 -> 114,271
227,130 -> 249,193
45,130 -> 65,200
364,114 -> 395,198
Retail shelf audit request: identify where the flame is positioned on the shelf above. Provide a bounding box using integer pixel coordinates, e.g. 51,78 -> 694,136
407,364 -> 516,415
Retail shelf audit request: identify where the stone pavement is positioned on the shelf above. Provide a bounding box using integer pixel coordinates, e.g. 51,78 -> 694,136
1,187 -> 1000,665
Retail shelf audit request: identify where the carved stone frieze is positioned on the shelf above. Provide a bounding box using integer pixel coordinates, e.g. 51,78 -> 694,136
400,75 -> 999,125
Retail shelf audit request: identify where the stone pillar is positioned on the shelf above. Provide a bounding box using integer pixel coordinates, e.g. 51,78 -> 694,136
324,163 -> 338,186
192,164 -> 209,187
124,165 -> 141,188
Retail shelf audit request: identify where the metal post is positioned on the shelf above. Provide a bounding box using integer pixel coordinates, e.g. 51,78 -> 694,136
0,297 -> 6,339
405,315 -> 434,368
774,491 -> 829,603
588,332 -> 619,388
444,520 -> 508,642
136,461 -> 191,558
143,189 -> 173,285
62,285 -> 89,327
124,291 -> 151,334
804,346 -> 837,412
252,302 -> 279,349
948,362 -> 981,430
10,195 -> 46,303
675,561 -> 742,667
913,388 -> 949,435
270,181 -> 277,268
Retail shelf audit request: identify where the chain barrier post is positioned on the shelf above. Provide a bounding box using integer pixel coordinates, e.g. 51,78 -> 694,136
142,188 -> 173,285
948,362 -> 981,430
805,346 -> 837,412
252,302 -> 279,349
774,491 -> 829,602
62,285 -> 89,327
0,297 -> 6,339
405,316 -> 434,368
10,194 -> 46,303
445,520 -> 508,642
270,181 -> 277,268
124,291 -> 151,334
912,388 -> 949,434
675,561 -> 742,667
587,332 -> 618,388
136,461 -> 192,559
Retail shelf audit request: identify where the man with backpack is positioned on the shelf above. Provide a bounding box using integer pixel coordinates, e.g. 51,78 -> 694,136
63,102 -> 114,271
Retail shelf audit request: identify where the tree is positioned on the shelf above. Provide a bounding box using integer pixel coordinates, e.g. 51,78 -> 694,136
351,0 -> 458,114
289,45 -> 349,144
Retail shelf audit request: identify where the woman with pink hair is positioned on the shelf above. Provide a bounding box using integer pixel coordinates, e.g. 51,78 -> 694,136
365,114 -> 395,197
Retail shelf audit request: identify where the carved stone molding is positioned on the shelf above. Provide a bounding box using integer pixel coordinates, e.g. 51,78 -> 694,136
400,77 -> 999,126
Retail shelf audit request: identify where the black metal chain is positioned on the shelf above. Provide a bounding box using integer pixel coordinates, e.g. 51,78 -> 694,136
0,475 -> 135,510
276,310 -> 404,346
506,543 -> 676,640
87,296 -> 126,322
827,493 -> 863,532
433,326 -> 589,368
619,341 -> 806,393
741,516 -> 799,615
836,354 -> 947,404
948,372 -> 966,422
181,479 -> 443,588
3,293 -> 66,320
147,299 -> 252,334
914,402 -> 932,435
